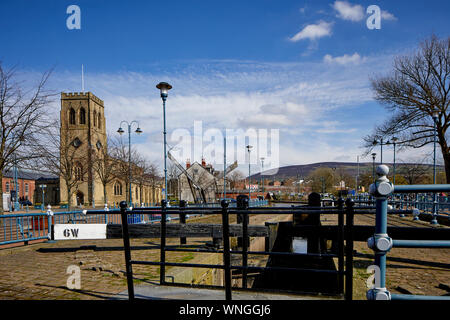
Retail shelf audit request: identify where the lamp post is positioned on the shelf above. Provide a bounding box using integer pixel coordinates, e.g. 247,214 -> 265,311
117,121 -> 143,207
431,111 -> 439,225
247,145 -> 252,204
391,137 -> 398,185
260,157 -> 265,194
156,82 -> 172,204
372,138 -> 391,164
13,153 -> 20,211
371,153 -> 377,183
40,184 -> 47,211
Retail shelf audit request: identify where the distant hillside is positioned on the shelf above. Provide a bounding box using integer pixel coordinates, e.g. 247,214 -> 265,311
249,161 -> 442,180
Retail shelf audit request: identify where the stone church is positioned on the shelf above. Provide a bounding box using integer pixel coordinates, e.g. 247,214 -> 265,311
59,92 -> 162,207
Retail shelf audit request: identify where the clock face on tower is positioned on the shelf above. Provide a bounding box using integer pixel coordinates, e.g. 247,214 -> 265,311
72,137 -> 82,148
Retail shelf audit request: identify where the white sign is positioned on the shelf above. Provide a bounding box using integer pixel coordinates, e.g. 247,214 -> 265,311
54,224 -> 107,240
292,237 -> 308,254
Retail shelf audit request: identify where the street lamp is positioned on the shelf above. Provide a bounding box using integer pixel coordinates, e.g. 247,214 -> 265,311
431,111 -> 439,225
391,137 -> 398,184
372,137 -> 392,164
118,121 -> 143,207
371,153 -> 377,183
40,184 -> 47,211
260,157 -> 265,194
156,82 -> 172,204
247,145 -> 252,204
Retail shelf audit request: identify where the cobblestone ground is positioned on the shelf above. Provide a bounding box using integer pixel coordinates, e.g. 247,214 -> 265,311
0,211 -> 448,300
322,212 -> 450,299
0,213 -> 291,300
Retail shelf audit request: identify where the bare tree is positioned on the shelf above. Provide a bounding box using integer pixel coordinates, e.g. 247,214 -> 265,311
134,154 -> 160,204
92,137 -> 116,204
228,170 -> 245,191
0,63 -> 55,213
307,167 -> 336,194
364,35 -> 450,182
397,157 -> 432,185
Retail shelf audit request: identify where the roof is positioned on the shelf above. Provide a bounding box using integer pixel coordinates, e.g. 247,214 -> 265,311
3,169 -> 58,181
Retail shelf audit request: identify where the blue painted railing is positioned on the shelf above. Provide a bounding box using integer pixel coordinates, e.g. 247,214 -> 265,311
367,165 -> 450,300
0,200 -> 269,247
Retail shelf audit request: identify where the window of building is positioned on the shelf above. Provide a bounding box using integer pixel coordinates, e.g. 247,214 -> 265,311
69,108 -> 76,125
98,113 -> 101,129
5,182 -> 10,193
114,182 -> 123,196
136,187 -> 139,199
93,110 -> 97,127
79,107 -> 86,125
74,163 -> 83,181
25,183 -> 29,195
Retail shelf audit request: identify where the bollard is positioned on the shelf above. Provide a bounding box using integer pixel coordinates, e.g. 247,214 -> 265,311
367,165 -> 394,300
46,204 -> 55,243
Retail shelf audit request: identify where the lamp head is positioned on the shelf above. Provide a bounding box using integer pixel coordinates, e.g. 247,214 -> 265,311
246,145 -> 253,152
391,137 -> 398,143
432,110 -> 439,120
156,82 -> 172,98
371,152 -> 377,160
117,127 -> 125,135
135,127 -> 143,135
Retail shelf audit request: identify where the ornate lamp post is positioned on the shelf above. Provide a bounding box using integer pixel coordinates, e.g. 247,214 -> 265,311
117,121 -> 143,207
372,138 -> 391,164
156,82 -> 172,204
391,137 -> 398,184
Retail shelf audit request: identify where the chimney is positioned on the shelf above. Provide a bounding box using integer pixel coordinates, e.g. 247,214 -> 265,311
186,159 -> 191,169
201,157 -> 206,167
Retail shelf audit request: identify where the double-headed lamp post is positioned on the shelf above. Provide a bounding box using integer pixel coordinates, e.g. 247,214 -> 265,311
431,111 -> 439,225
372,137 -> 391,164
117,121 -> 143,207
156,82 -> 172,204
247,145 -> 252,204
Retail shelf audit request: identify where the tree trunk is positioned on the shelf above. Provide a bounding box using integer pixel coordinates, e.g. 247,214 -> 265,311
66,185 -> 72,210
103,182 -> 107,206
0,171 -> 3,215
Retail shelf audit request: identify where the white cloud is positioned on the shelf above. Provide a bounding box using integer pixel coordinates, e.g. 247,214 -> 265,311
332,1 -> 365,22
323,53 -> 364,65
381,10 -> 397,21
289,21 -> 333,42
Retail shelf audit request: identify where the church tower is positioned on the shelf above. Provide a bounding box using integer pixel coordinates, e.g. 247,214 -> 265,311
60,92 -> 107,207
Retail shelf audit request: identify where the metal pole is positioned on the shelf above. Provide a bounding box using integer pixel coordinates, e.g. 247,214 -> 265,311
380,138 -> 383,164
393,143 -> 396,185
431,117 -> 438,225
163,97 -> 168,203
223,136 -> 226,200
356,156 -> 359,196
248,149 -> 251,205
221,200 -> 232,300
261,158 -> 264,194
128,124 -> 132,207
119,201 -> 134,300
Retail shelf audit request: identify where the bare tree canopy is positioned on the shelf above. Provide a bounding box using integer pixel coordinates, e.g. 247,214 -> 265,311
364,35 -> 450,182
0,63 -> 55,213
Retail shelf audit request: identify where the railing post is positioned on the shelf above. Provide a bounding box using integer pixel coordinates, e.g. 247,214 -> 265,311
367,165 -> 394,300
160,199 -> 167,285
345,198 -> 354,301
221,200 -> 232,300
119,200 -> 134,300
236,195 -> 249,289
104,203 -> 109,224
179,200 -> 186,245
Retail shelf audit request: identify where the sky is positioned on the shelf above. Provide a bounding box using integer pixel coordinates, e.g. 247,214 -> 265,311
0,0 -> 448,176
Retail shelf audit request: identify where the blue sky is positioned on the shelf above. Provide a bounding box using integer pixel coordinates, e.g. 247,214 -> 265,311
1,0 -> 448,174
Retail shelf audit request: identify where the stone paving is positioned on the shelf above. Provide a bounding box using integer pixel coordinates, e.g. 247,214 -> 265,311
0,211 -> 448,300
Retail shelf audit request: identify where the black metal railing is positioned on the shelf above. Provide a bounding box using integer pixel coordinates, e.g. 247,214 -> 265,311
118,197 -> 356,301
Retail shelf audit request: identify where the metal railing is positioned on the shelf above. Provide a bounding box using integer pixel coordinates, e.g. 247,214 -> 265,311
0,200 -> 269,247
367,165 -> 450,300
118,198 -> 355,301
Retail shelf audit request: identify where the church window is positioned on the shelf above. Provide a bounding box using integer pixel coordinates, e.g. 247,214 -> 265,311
93,110 -> 97,127
114,182 -> 123,195
74,162 -> 83,181
69,108 -> 76,125
79,107 -> 86,125
98,113 -> 101,129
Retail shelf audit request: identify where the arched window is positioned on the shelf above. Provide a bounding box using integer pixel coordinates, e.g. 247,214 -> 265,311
114,182 -> 123,195
93,110 -> 97,127
79,107 -> 86,125
98,113 -> 101,129
74,162 -> 83,181
69,108 -> 76,125
136,187 -> 139,199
